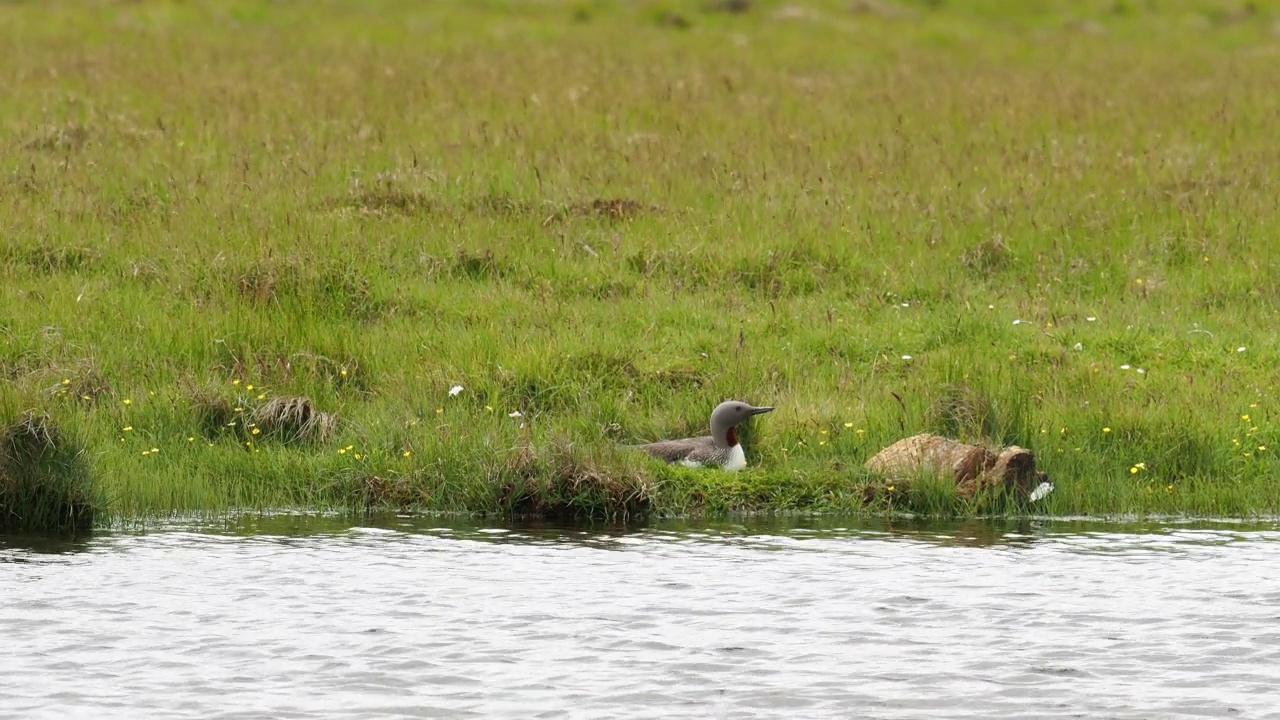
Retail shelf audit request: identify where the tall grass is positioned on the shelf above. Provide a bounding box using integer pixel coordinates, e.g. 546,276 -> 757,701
2,0 -> 1279,528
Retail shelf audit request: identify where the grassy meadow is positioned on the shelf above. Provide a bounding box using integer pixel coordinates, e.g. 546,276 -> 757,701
3,0 -> 1280,530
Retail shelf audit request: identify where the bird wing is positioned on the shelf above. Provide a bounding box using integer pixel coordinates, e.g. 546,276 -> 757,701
635,436 -> 716,464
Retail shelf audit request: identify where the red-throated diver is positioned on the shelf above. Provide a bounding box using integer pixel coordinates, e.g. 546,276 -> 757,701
635,400 -> 774,470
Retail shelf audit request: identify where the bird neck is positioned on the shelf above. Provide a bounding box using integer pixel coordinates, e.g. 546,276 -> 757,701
721,426 -> 739,449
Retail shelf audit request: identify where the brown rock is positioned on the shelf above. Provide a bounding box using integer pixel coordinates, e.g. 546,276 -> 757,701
865,433 -> 1047,498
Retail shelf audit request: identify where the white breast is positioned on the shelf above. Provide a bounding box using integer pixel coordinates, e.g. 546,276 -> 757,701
678,445 -> 747,471
721,444 -> 747,471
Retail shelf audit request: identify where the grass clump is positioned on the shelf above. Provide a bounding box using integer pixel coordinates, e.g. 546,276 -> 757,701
337,472 -> 426,513
498,443 -> 655,521
0,412 -> 95,533
251,397 -> 338,445
1,243 -> 98,275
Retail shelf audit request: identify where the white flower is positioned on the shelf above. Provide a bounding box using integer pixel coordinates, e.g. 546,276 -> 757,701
1120,364 -> 1130,370
901,355 -> 913,361
1237,346 -> 1247,353
1137,368 -> 1146,374
900,302 -> 909,308
1073,343 -> 1083,351
1012,319 -> 1024,325
448,385 -> 464,396
508,411 -> 522,418
1086,316 -> 1097,322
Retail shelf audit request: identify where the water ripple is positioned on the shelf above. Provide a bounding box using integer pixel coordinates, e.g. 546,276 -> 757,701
2,520 -> 1280,719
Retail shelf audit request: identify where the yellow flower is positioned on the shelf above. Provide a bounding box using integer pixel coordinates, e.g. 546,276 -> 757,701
246,384 -> 254,391
257,394 -> 266,400
340,369 -> 348,377
856,429 -> 865,435
233,379 -> 241,385
346,445 -> 354,450
235,407 -> 243,413
403,451 -> 411,457
123,426 -> 133,432
252,428 -> 261,435
1242,414 -> 1251,422
436,408 -> 443,414
886,485 -> 895,492
844,422 -> 853,428
485,405 -> 494,412
81,395 -> 90,400
1103,427 -> 1111,433
61,379 -> 70,385
1259,445 -> 1268,452
1251,403 -> 1259,409
338,448 -> 346,454
819,440 -> 827,446
1130,467 -> 1139,474
141,450 -> 150,456
1135,462 -> 1146,469
354,453 -> 362,460
820,429 -> 828,435
188,437 -> 195,442
150,448 -> 159,454
123,399 -> 132,405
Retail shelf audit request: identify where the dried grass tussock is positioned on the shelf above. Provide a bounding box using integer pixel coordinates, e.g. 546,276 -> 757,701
866,434 -> 1047,499
251,397 -> 338,444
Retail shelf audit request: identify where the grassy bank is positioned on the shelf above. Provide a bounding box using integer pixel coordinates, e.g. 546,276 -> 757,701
3,0 -> 1280,530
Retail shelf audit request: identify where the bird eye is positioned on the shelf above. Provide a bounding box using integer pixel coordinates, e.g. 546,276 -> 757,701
735,405 -> 744,412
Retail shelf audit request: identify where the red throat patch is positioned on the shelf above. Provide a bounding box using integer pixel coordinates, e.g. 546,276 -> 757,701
726,426 -> 739,447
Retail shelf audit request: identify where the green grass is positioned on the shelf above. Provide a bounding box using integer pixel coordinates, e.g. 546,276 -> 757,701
3,0 -> 1280,530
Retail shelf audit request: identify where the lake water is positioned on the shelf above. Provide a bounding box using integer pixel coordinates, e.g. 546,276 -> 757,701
3,516 -> 1280,719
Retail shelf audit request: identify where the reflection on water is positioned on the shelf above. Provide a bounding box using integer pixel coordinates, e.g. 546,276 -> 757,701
3,516 -> 1280,719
